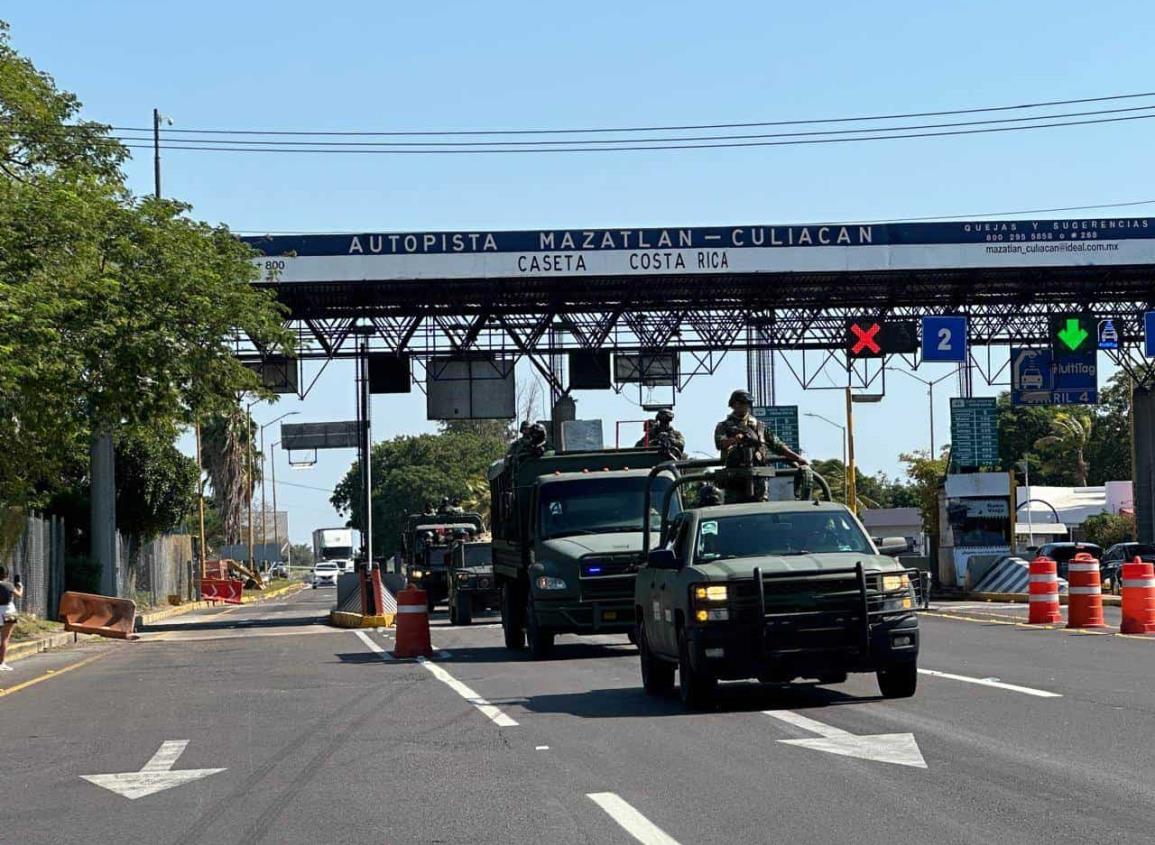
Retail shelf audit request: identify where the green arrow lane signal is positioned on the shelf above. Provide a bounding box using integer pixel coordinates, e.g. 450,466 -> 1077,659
1057,317 -> 1089,351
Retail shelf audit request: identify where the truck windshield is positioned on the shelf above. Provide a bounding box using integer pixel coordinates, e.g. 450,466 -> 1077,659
539,476 -> 679,540
695,510 -> 871,561
322,546 -> 353,559
463,545 -> 491,567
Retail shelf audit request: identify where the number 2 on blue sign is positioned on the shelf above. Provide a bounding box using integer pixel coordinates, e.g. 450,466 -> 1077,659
922,316 -> 967,362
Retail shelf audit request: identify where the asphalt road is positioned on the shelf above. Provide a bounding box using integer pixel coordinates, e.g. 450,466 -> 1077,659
2,589 -> 1154,844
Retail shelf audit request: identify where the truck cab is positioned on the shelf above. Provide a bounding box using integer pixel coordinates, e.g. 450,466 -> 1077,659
446,536 -> 500,626
489,448 -> 679,658
635,462 -> 923,709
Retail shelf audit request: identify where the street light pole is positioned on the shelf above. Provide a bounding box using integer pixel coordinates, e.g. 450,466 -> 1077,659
886,367 -> 954,457
252,411 -> 300,571
803,412 -> 848,502
270,440 -> 281,569
845,388 -> 857,514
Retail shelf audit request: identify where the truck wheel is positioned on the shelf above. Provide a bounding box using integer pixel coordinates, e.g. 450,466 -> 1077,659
448,598 -> 459,626
638,623 -> 674,696
525,593 -> 555,659
877,661 -> 918,699
677,627 -> 716,710
455,593 -> 473,626
817,672 -> 848,685
501,582 -> 525,650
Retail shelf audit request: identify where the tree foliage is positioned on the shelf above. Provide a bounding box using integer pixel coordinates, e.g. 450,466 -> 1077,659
1081,512 -> 1135,548
200,408 -> 261,544
899,450 -> 950,538
1033,410 -> 1093,487
331,423 -> 510,557
114,434 -> 199,541
0,21 -> 291,512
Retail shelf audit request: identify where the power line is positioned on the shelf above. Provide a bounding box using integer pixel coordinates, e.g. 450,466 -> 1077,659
100,90 -> 1155,137
94,103 -> 1155,148
103,111 -> 1155,154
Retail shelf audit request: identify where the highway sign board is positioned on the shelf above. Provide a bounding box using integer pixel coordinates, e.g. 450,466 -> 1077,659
949,397 -> 999,468
846,320 -> 918,358
1097,318 -> 1121,350
922,316 -> 968,362
1011,347 -> 1098,405
753,405 -> 800,452
1146,312 -> 1155,357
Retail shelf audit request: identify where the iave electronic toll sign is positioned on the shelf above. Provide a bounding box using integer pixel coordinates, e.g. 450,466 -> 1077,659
1011,347 -> 1097,406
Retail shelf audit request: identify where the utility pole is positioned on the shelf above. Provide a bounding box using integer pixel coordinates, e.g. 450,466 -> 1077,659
246,404 -> 256,573
271,440 -> 281,569
194,422 -> 207,580
153,107 -> 162,199
845,388 -> 857,515
260,425 -> 267,564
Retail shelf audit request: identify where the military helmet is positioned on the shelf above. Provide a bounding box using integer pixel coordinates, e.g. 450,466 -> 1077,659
519,420 -> 531,435
528,422 -> 547,443
728,389 -> 754,407
656,408 -> 674,423
697,483 -> 722,506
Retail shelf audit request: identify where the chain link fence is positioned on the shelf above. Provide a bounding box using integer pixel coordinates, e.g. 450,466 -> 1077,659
0,512 -> 66,620
115,533 -> 195,608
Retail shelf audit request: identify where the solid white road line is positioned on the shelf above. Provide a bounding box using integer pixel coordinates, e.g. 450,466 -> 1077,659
587,793 -> 682,845
353,629 -> 395,661
352,630 -> 518,727
918,668 -> 1062,698
417,656 -> 519,727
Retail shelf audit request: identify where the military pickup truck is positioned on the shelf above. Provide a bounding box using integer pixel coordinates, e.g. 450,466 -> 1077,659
447,535 -> 500,625
634,461 -> 923,709
400,511 -> 484,610
488,447 -> 678,658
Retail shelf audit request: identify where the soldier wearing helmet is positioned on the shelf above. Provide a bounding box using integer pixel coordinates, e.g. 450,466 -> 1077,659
636,408 -> 685,458
714,389 -> 807,503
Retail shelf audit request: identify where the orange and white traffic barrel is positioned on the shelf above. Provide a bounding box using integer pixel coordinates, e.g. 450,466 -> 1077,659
1120,558 -> 1155,635
393,585 -> 433,658
1028,556 -> 1062,624
1066,552 -> 1107,629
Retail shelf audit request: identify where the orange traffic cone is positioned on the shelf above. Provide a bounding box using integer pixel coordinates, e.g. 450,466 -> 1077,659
393,585 -> 433,658
1120,558 -> 1155,635
1066,552 -> 1107,629
1028,556 -> 1062,624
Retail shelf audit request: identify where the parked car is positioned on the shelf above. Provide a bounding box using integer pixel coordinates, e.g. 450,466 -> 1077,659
268,562 -> 289,579
311,561 -> 340,588
1033,542 -> 1104,580
1101,543 -> 1155,593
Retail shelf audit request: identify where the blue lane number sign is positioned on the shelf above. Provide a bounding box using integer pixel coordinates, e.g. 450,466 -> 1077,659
922,315 -> 968,363
1146,312 -> 1155,358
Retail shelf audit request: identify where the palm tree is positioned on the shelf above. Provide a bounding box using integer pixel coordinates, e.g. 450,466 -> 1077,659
200,406 -> 261,545
1034,411 -> 1093,486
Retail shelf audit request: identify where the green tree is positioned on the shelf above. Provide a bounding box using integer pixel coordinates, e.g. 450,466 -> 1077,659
1033,410 -> 1093,487
200,408 -> 261,544
115,434 -> 199,541
899,450 -> 950,540
0,21 -> 290,512
1085,370 -> 1140,485
288,543 -> 314,567
1081,512 -> 1135,548
995,393 -> 1064,484
331,425 -> 509,556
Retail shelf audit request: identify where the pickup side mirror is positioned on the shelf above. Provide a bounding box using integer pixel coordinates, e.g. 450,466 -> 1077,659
647,548 -> 680,570
877,536 -> 908,557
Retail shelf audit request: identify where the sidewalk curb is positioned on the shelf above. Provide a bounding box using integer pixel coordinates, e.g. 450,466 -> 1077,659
964,591 -> 1122,607
5,581 -> 309,665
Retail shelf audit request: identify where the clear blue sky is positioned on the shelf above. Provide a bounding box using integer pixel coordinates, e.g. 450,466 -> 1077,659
7,1 -> 1152,542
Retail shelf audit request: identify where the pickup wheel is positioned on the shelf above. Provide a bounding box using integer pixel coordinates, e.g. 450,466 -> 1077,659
501,582 -> 526,650
877,660 -> 918,699
677,627 -> 716,710
638,623 -> 674,696
525,593 -> 555,659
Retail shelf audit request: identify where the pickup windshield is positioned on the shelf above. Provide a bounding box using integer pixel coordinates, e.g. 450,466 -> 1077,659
462,545 -> 491,567
539,476 -> 680,540
695,510 -> 872,562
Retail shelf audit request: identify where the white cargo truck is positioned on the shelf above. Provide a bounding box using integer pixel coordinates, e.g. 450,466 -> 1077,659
312,527 -> 357,573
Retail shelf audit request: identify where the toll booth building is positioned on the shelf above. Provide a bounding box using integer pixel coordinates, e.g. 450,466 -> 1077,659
938,472 -> 1015,588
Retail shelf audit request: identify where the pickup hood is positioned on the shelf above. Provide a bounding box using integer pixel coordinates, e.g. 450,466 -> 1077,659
540,532 -> 650,560
690,552 -> 905,580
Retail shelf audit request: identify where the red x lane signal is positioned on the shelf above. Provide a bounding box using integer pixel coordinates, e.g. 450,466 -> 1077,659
848,321 -> 882,356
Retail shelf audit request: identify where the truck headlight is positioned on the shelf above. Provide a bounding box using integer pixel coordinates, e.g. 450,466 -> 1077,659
694,608 -> 730,622
881,574 -> 910,592
456,572 -> 472,584
412,570 -> 425,579
535,576 -> 567,591
693,584 -> 728,601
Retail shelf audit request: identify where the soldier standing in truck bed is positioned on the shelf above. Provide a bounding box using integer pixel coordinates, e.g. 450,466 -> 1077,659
635,408 -> 685,459
714,389 -> 807,503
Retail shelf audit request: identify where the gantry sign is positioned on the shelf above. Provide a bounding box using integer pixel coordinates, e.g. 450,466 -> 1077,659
240,217 -> 1155,394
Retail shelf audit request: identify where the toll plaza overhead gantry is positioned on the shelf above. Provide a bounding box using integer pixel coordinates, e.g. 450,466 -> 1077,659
239,216 -> 1155,536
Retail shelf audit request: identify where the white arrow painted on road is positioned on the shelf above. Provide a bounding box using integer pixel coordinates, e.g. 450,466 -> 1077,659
81,740 -> 226,800
764,710 -> 927,769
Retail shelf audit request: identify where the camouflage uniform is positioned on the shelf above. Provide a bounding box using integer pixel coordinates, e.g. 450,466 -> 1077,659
713,413 -> 789,503
635,424 -> 686,458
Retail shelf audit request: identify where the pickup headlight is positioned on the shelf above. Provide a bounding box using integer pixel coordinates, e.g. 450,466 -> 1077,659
693,584 -> 728,602
535,576 -> 567,591
411,570 -> 425,579
456,572 -> 472,584
691,583 -> 729,623
882,574 -> 910,592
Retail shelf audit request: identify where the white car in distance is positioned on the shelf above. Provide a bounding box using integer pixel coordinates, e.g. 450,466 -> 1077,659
311,561 -> 340,589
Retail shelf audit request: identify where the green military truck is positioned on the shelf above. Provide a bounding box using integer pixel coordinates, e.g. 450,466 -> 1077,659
446,535 -> 500,625
488,447 -> 678,658
400,511 -> 484,610
634,461 -> 923,709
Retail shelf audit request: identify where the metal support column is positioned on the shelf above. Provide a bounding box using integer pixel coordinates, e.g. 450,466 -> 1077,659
1132,385 -> 1155,543
90,433 -> 117,596
357,339 -> 374,566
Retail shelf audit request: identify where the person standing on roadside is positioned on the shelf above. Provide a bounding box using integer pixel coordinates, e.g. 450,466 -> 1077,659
0,565 -> 23,671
